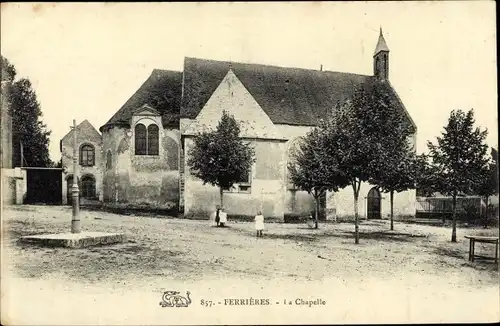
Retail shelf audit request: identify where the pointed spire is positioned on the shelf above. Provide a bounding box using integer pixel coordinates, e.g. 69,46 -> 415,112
374,27 -> 390,56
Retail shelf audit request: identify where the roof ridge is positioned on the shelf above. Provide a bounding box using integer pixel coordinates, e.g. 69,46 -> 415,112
151,68 -> 182,74
184,56 -> 371,77
320,69 -> 372,78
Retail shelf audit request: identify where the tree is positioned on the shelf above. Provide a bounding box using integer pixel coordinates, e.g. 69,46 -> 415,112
368,103 -> 416,231
478,147 -> 498,204
427,109 -> 490,242
288,124 -> 349,229
371,148 -> 417,231
324,81 -> 408,243
8,78 -> 52,167
1,56 -> 16,82
414,153 -> 448,223
415,154 -> 439,197
2,55 -> 52,167
477,147 -> 498,227
187,110 -> 255,208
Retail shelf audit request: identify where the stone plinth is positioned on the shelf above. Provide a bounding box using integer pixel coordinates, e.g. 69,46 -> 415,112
21,232 -> 124,248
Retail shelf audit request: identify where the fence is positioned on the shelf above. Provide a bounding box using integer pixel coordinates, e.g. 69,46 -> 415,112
416,196 -> 486,222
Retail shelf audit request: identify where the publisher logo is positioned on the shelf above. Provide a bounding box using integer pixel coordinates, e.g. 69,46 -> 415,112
159,291 -> 192,308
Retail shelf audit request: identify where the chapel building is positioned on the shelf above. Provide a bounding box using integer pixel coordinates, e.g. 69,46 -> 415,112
61,30 -> 417,220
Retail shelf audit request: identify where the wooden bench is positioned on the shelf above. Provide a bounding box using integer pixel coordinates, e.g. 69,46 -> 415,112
464,235 -> 499,263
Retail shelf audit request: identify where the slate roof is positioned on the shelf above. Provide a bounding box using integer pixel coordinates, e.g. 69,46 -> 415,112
101,55 -> 416,131
100,69 -> 182,131
181,57 -> 373,126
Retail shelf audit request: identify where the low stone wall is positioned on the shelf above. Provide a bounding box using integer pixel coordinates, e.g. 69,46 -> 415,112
1,168 -> 26,205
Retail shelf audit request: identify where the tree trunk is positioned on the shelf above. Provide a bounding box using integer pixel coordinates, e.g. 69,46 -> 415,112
451,193 -> 457,242
353,185 -> 359,244
315,194 -> 319,229
219,187 -> 224,207
484,196 -> 489,229
390,191 -> 394,231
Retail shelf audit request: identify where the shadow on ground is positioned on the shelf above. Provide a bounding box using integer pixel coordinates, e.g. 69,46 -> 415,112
434,246 -> 464,260
262,233 -> 318,242
225,225 -> 429,244
433,246 -> 499,272
315,231 -> 429,243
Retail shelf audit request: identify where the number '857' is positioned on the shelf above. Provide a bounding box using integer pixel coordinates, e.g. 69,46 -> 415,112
200,299 -> 213,307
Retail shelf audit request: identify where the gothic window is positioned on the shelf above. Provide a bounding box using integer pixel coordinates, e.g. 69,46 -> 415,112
80,144 -> 95,167
106,150 -> 112,170
135,124 -> 147,155
81,175 -> 96,198
135,122 -> 160,155
147,124 -> 159,155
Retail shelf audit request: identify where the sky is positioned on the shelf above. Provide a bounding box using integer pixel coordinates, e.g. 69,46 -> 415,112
1,2 -> 497,161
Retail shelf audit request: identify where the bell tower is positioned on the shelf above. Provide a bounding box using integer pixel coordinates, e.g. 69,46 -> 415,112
373,28 -> 389,80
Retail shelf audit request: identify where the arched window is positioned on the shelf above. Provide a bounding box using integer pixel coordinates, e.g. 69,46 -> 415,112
81,175 -> 96,199
135,122 -> 159,155
147,124 -> 159,155
135,124 -> 147,155
80,144 -> 95,167
106,150 -> 112,170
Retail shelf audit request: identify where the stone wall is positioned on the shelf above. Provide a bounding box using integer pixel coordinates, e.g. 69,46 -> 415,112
1,167 -> 26,205
180,69 -> 288,219
183,137 -> 286,219
276,124 -> 318,216
329,183 -> 416,220
179,68 -> 417,220
61,124 -> 103,205
101,125 -> 180,207
276,125 -> 417,220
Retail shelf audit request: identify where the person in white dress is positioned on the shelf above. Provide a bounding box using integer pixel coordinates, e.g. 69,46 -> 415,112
255,211 -> 264,237
219,207 -> 227,227
212,205 -> 221,227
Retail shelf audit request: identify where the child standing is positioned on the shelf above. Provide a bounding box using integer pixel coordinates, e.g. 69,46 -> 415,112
254,211 -> 265,237
213,205 -> 221,227
219,206 -> 227,227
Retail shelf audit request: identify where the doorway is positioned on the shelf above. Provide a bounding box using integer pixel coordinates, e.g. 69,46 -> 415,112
367,187 -> 381,219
